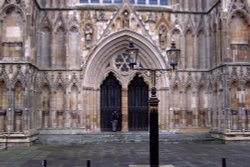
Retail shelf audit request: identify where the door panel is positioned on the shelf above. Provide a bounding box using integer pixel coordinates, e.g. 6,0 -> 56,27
128,75 -> 149,131
100,73 -> 121,131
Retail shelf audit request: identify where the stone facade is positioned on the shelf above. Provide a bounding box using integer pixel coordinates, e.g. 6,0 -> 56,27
0,0 -> 249,144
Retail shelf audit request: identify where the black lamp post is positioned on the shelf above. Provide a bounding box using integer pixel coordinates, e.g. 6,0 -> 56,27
127,40 -> 180,167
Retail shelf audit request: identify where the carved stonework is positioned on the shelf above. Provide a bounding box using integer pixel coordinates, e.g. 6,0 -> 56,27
84,24 -> 93,48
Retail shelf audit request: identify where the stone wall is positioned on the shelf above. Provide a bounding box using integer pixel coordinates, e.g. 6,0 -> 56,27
0,0 -> 249,143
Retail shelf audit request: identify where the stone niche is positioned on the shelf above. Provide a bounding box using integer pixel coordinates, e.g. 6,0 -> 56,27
1,6 -> 24,60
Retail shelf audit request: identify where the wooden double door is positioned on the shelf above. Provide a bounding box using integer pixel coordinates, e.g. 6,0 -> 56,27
101,73 -> 148,131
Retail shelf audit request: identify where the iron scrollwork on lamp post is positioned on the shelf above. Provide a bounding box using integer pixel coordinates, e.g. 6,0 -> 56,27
127,40 -> 180,167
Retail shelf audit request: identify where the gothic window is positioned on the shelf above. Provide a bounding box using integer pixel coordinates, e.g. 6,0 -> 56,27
70,85 -> 78,111
130,0 -> 135,4
197,30 -> 206,69
0,81 -> 7,110
115,53 -> 131,72
14,81 -> 23,110
212,23 -> 217,66
91,0 -> 99,3
149,0 -> 157,5
69,26 -> 79,68
188,0 -> 194,10
172,29 -> 182,67
55,27 -> 66,68
56,86 -> 64,111
137,0 -> 145,4
185,30 -> 194,68
1,6 -> 24,59
40,24 -> 52,68
103,0 -> 112,3
114,0 -> 122,4
230,12 -> 249,62
160,0 -> 167,5
80,0 -> 88,3
41,85 -> 50,111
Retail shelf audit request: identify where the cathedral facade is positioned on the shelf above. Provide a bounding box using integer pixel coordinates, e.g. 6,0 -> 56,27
0,0 -> 249,144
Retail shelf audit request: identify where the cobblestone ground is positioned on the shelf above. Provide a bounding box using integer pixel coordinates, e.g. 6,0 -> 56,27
0,142 -> 249,167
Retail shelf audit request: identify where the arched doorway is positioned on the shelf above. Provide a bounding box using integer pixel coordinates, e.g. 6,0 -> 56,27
128,75 -> 149,131
100,73 -> 122,131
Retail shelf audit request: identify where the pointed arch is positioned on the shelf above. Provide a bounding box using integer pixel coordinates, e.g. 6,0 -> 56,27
56,84 -> 65,111
185,29 -> 194,68
39,14 -> 52,68
14,81 -> 23,110
68,17 -> 80,68
0,80 -> 8,110
197,29 -> 206,68
230,81 -> 239,110
228,10 -> 250,62
0,5 -> 25,60
41,84 -> 50,111
83,30 -> 167,89
69,84 -> 78,111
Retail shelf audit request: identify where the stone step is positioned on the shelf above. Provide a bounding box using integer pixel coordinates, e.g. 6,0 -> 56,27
36,131 -> 216,145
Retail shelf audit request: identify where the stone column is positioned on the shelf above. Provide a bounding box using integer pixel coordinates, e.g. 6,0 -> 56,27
180,89 -> 185,127
65,90 -> 70,128
240,108 -> 246,131
65,33 -> 70,68
169,108 -> 174,129
51,91 -> 57,128
51,34 -> 56,67
84,89 -> 91,131
7,88 -> 14,132
95,90 -> 101,131
160,89 -> 169,130
23,88 -> 30,131
193,35 -> 198,69
192,89 -> 199,127
121,88 -> 128,132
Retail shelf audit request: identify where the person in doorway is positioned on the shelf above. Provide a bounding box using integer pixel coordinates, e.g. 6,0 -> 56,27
111,110 -> 119,132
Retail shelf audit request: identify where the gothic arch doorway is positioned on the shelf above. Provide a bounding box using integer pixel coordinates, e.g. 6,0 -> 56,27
128,75 -> 149,131
100,73 -> 122,131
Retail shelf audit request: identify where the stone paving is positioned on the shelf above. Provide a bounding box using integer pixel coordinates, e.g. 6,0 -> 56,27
0,142 -> 250,167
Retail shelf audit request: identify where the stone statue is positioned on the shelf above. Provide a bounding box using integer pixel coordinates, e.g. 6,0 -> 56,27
159,26 -> 167,49
85,24 -> 93,48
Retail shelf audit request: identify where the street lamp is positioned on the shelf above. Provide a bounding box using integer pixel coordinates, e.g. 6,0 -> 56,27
127,40 -> 180,167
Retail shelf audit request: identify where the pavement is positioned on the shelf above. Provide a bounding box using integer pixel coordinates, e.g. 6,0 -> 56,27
0,142 -> 249,167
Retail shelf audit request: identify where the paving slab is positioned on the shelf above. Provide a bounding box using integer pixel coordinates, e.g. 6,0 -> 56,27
0,142 -> 250,167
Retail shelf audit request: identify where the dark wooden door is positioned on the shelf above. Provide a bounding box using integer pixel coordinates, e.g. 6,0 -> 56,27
100,73 -> 121,131
128,75 -> 149,131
